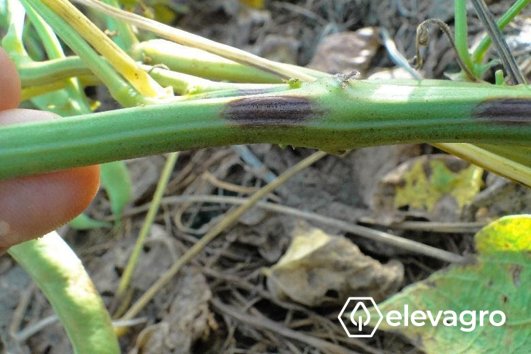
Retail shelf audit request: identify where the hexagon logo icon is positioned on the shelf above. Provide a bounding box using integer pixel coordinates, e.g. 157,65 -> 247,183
338,297 -> 383,338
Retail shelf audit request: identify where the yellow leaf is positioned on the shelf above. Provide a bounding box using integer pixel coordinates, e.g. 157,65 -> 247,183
475,215 -> 531,253
394,157 -> 483,212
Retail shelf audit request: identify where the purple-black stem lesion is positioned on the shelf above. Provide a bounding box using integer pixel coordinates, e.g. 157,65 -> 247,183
473,98 -> 531,125
223,96 -> 324,127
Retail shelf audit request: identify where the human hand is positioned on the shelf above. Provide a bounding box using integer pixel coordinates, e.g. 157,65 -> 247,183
0,48 -> 100,253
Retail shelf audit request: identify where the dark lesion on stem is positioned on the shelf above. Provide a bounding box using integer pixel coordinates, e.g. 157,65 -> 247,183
473,98 -> 531,125
223,96 -> 321,127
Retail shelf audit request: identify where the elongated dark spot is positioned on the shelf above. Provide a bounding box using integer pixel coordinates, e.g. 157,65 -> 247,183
474,98 -> 531,125
510,264 -> 522,287
224,96 -> 318,126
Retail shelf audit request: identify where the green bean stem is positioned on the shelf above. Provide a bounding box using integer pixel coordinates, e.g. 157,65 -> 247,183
1,77 -> 530,180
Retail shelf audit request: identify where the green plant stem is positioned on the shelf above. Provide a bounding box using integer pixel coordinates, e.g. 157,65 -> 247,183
453,0 -> 475,74
116,152 -> 179,300
23,1 -> 65,59
17,57 -> 283,96
17,56 -> 92,87
131,39 -> 326,84
470,0 -> 526,84
144,64 -> 286,96
471,0 -> 530,64
16,54 -> 285,96
100,0 -> 138,49
21,0 -> 91,115
0,78 -> 530,181
3,0 -> 29,57
23,0 -> 142,107
475,144 -> 531,167
434,143 -> 531,184
42,0 -> 166,97
8,233 -> 119,354
73,0 -> 315,81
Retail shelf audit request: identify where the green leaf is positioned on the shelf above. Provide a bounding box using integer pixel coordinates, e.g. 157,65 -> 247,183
100,161 -> 132,221
69,213 -> 112,230
368,215 -> 531,353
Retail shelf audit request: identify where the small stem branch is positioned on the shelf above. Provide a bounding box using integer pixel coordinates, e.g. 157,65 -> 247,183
99,0 -> 138,49
23,0 -> 140,106
72,0 -> 316,81
415,19 -> 477,81
21,0 -> 91,114
116,152 -> 179,299
453,0 -> 475,73
434,143 -> 531,185
18,56 -> 92,87
470,0 -> 526,84
41,0 -> 166,97
471,0 -> 530,64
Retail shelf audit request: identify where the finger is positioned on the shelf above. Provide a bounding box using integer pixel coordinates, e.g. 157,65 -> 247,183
0,109 -> 100,251
0,166 -> 100,251
0,48 -> 21,110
